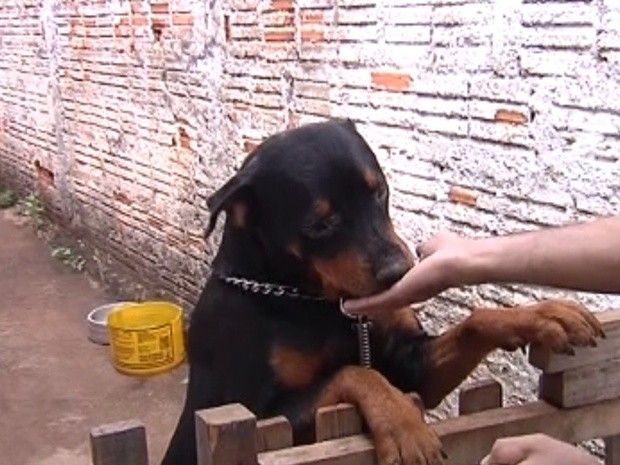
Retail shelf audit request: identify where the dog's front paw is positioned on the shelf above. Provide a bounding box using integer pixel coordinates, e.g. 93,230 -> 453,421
523,299 -> 604,354
368,391 -> 444,465
466,299 -> 604,354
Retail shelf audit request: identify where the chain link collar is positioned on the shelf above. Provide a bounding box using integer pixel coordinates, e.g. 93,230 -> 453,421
216,273 -> 327,302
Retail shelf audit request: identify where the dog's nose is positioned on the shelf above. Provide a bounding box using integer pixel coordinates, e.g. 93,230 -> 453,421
376,260 -> 410,289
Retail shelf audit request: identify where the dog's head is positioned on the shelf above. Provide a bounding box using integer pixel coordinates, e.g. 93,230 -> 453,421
207,119 -> 414,299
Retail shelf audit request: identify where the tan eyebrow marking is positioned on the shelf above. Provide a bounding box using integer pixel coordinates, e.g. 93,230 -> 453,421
363,169 -> 380,190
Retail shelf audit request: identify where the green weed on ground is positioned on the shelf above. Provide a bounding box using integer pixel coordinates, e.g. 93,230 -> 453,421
51,245 -> 86,272
18,193 -> 46,230
0,187 -> 17,209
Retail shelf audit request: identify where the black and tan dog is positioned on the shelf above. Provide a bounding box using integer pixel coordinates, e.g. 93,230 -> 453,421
162,119 -> 603,465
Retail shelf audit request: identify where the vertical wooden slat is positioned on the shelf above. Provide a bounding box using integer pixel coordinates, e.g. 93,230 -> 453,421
315,403 -> 363,441
90,419 -> 148,465
459,379 -> 503,415
606,435 -> 620,465
540,358 -> 620,408
257,416 -> 293,452
195,403 -> 258,465
315,394 -> 424,442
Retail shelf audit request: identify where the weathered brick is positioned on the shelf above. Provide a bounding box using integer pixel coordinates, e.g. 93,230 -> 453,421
371,71 -> 411,91
448,185 -> 478,207
264,29 -> 294,42
2,0 -> 620,357
521,3 -> 595,27
384,25 -> 431,44
172,14 -> 193,26
494,109 -> 528,125
301,29 -> 325,43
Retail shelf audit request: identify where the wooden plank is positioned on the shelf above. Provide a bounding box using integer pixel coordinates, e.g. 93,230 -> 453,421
315,403 -> 363,442
314,394 -> 423,442
257,416 -> 293,452
458,379 -> 503,415
605,435 -> 620,465
530,309 -> 620,373
260,435 -> 375,465
540,357 -> 620,408
259,397 -> 620,465
90,419 -> 148,465
195,403 -> 258,465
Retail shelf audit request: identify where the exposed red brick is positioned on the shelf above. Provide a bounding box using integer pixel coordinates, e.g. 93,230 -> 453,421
147,216 -> 165,229
371,71 -> 411,91
302,12 -> 324,24
448,186 -> 478,207
83,18 -> 96,27
114,25 -> 131,37
113,191 -> 132,205
152,17 -> 168,27
151,18 -> 167,39
132,14 -> 148,26
264,29 -> 294,42
301,29 -> 325,42
178,127 -> 191,149
270,0 -> 293,10
494,109 -> 528,125
172,14 -> 193,26
151,3 -> 169,14
118,16 -> 131,26
131,1 -> 144,13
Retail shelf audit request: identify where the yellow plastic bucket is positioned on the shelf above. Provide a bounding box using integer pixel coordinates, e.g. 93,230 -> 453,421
107,301 -> 185,376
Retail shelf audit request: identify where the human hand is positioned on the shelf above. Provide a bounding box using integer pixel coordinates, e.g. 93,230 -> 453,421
480,434 -> 600,465
344,232 -> 475,316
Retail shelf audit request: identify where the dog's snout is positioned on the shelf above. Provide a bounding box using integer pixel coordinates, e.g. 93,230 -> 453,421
376,260 -> 410,289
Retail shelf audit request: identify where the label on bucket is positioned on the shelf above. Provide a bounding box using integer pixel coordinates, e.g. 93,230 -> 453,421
111,324 -> 175,370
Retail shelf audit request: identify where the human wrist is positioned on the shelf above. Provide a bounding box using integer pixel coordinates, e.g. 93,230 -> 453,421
457,236 -> 508,286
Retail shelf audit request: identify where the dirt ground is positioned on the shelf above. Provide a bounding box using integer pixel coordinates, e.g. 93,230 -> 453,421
0,210 -> 187,465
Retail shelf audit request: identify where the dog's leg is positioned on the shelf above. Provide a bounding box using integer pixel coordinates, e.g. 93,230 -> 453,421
418,299 -> 603,409
315,366 -> 443,465
161,365 -> 219,465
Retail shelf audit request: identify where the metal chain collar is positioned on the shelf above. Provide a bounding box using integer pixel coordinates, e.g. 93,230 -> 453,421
216,274 -> 327,301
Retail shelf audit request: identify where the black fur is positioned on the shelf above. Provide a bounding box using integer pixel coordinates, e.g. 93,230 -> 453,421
162,120 -> 429,465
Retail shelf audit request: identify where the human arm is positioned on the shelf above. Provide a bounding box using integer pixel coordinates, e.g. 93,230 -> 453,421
345,216 -> 620,316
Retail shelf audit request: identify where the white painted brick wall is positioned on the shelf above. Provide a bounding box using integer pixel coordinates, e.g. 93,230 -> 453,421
1,0 -> 619,416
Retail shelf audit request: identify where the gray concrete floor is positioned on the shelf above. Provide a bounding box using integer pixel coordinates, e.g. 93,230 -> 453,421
0,210 -> 187,465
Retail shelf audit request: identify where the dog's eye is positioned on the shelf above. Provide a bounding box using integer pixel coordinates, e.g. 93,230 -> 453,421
304,213 -> 341,239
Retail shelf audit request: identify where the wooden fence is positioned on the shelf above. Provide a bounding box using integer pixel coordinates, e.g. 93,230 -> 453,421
90,309 -> 620,465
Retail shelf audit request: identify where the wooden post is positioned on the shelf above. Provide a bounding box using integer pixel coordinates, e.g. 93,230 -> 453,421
458,379 -> 503,416
90,419 -> 148,465
195,403 -> 258,465
530,309 -> 620,373
257,416 -> 293,452
315,403 -> 364,441
259,397 -> 620,465
605,435 -> 620,465
540,358 -> 620,408
315,394 -> 424,442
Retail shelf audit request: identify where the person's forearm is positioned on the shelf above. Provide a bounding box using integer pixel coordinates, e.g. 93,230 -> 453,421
463,216 -> 620,293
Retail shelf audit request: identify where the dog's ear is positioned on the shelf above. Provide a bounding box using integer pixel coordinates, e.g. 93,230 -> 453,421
335,117 -> 356,132
205,160 -> 258,238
